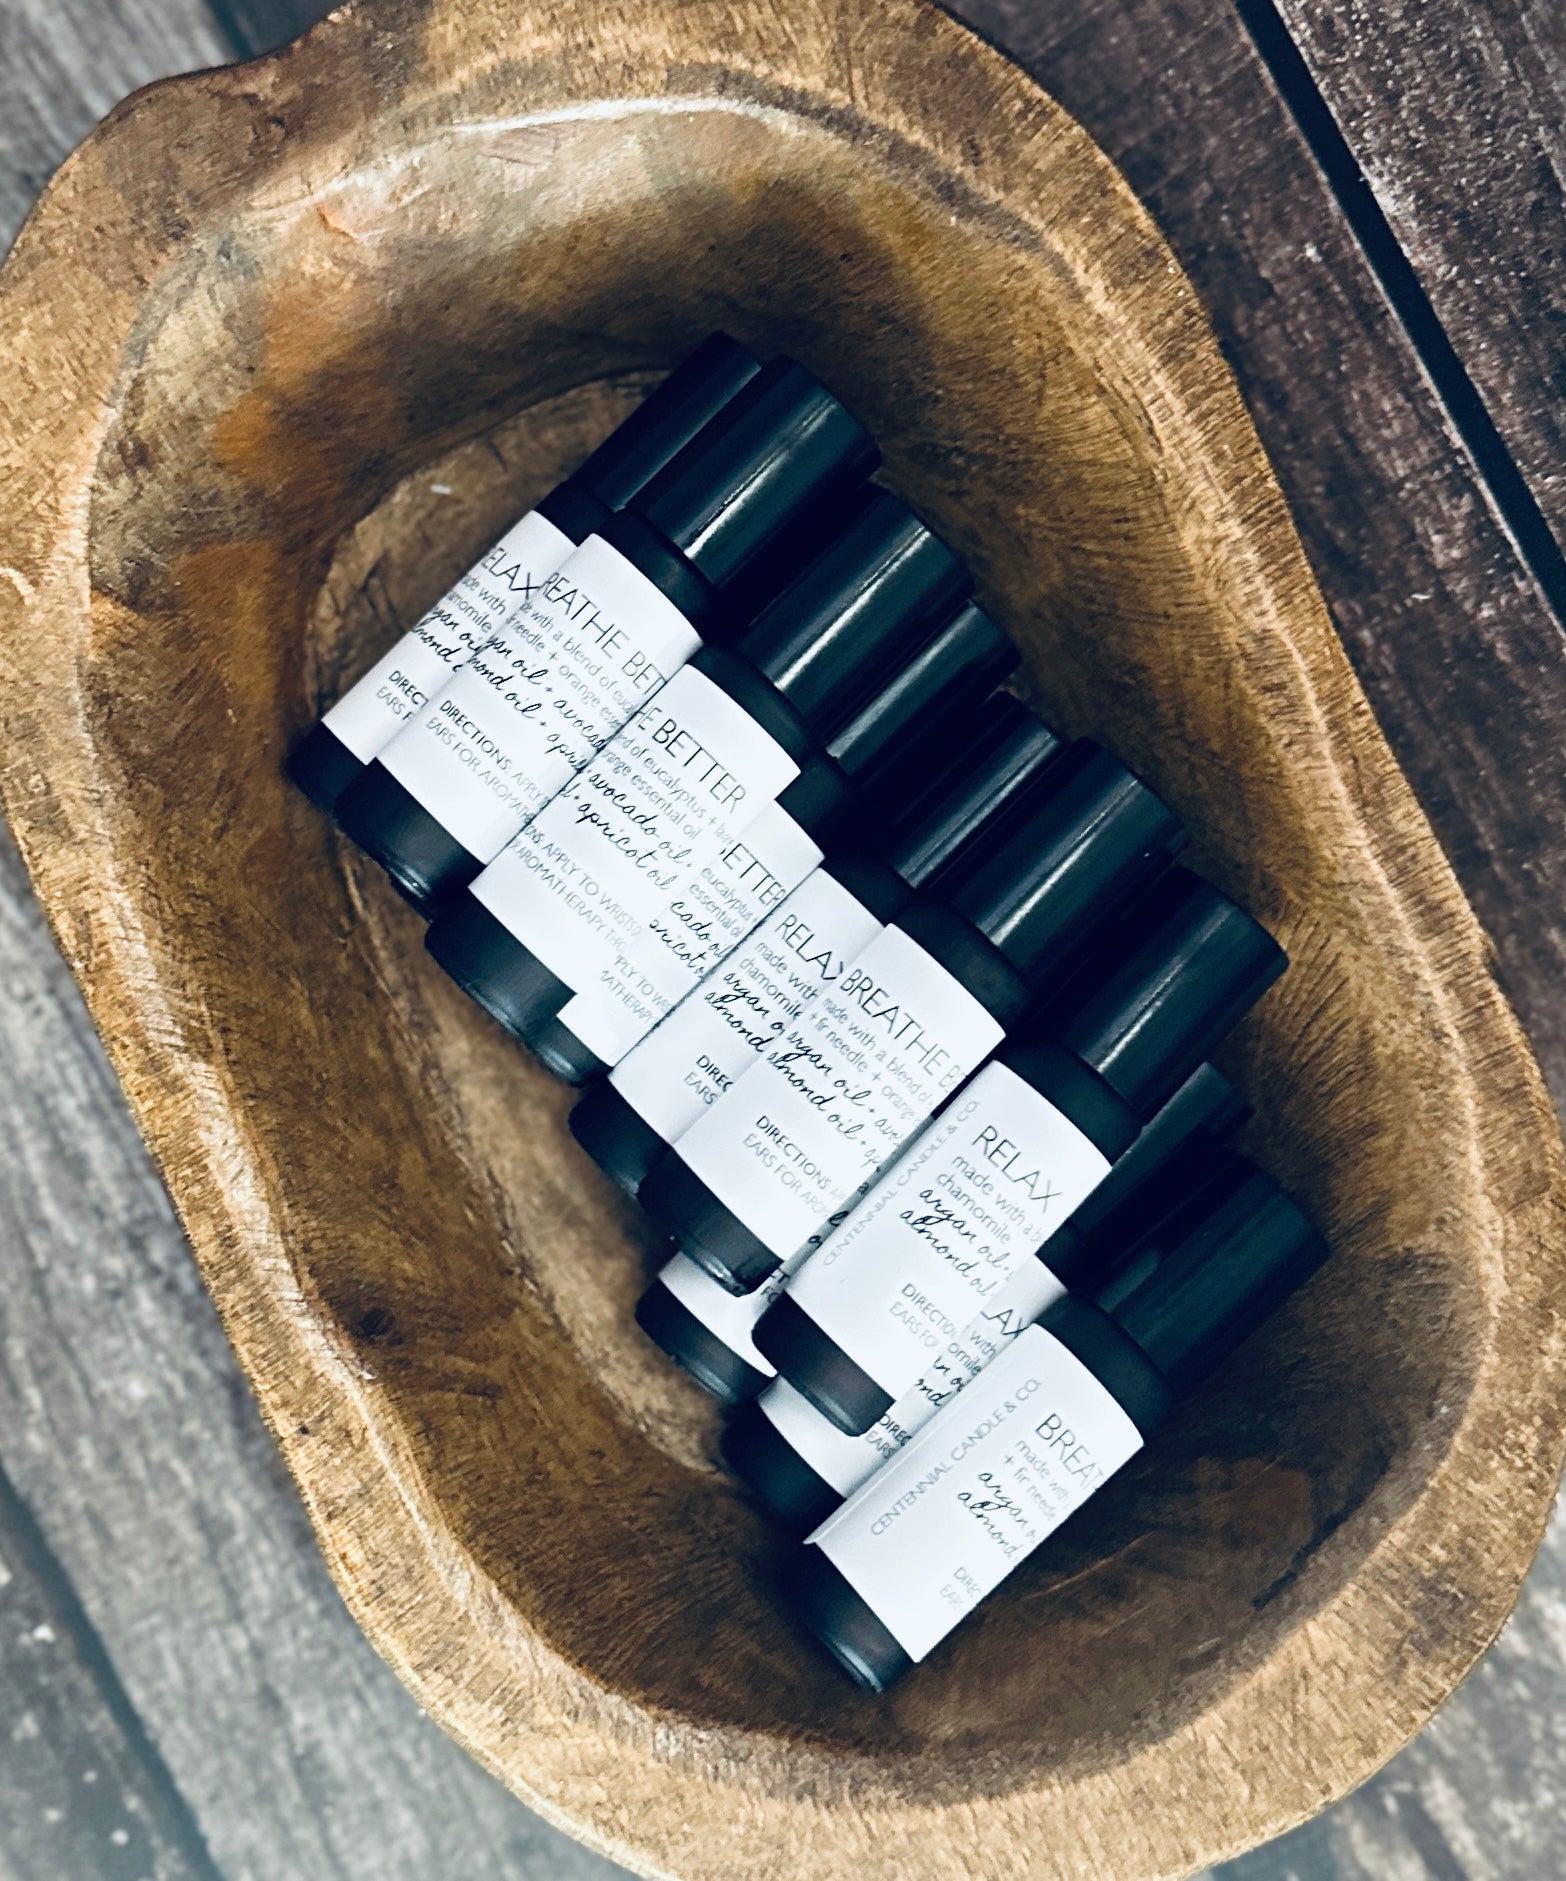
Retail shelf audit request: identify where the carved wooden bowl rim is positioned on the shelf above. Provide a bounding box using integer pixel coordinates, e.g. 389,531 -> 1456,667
1,0 -> 1564,1875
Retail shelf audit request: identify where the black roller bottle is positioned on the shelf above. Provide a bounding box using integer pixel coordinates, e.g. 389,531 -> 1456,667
575,689 -> 1063,1202
756,867 -> 1286,1434
623,697 -> 1066,1408
791,1148 -> 1327,1691
722,1060 -> 1250,1532
639,741 -> 1185,1296
335,357 -> 876,914
289,334 -> 763,815
424,487 -> 974,1070
527,596 -> 1022,1086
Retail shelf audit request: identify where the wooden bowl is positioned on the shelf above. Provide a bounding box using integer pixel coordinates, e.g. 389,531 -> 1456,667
2,0 -> 1564,1874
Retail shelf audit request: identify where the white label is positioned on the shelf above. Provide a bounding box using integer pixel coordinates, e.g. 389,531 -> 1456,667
376,534 -> 701,861
673,925 -> 1006,1260
655,1248 -> 810,1375
785,1061 -> 1111,1399
608,865 -> 885,1149
809,1323 -> 1143,1662
758,1254 -> 1066,1499
323,509 -> 573,763
470,662 -> 800,1006
558,796 -> 825,1066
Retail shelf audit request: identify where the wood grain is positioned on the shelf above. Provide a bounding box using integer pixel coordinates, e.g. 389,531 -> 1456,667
0,1442 -> 218,1881
1271,0 -> 1566,562
925,24 -> 1566,1872
1217,1486 -> 1566,1879
0,817 -> 626,1881
9,0 -> 1566,1874
0,1 -> 629,1874
2,1 -> 1562,1874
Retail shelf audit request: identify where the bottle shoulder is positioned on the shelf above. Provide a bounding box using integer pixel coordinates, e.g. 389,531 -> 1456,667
690,645 -> 815,761
599,509 -> 715,629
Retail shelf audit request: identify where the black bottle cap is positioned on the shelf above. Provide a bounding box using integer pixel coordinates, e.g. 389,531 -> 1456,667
631,358 -> 878,589
880,695 -> 1063,890
947,742 -> 1183,984
713,479 -> 883,646
1057,866 -> 1286,1120
826,601 -> 1017,786
567,335 -> 763,512
1060,1062 -> 1248,1243
1019,860 -> 1188,1031
734,488 -> 971,736
1083,1149 -> 1328,1396
1040,1065 -> 1249,1284
780,605 -> 1017,840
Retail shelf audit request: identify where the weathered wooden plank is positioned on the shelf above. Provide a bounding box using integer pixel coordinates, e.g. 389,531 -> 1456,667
0,1450 -> 219,1881
2,0 -> 1562,1874
0,814 -> 629,1877
1213,1492 -> 1566,1880
1270,0 -> 1566,571
1234,0 -> 1566,625
931,4 -> 1566,1877
0,3 -> 626,1873
943,0 -> 1566,1116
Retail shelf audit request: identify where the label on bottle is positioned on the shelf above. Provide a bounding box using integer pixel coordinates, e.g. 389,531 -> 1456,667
655,1248 -> 810,1375
557,796 -> 825,1066
323,509 -> 574,763
785,1061 -> 1110,1399
760,1251 -> 1066,1498
758,1380 -> 871,1494
376,533 -> 701,862
673,925 -> 1005,1260
470,662 -> 800,1002
808,1323 -> 1143,1662
607,866 -> 886,1149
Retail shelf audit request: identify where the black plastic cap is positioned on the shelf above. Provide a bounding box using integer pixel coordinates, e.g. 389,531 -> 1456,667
711,474 -> 882,642
1041,1062 -> 1249,1278
631,359 -> 877,588
948,742 -> 1183,984
1016,859 -> 1188,1038
735,488 -> 970,735
1041,1084 -> 1247,1291
825,601 -> 1016,785
1058,867 -> 1286,1119
566,335 -> 763,511
1086,1150 -> 1328,1396
880,696 -> 1063,891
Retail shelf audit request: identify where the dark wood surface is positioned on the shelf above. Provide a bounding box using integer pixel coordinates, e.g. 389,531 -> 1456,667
946,6 -> 1566,1871
950,0 -> 1566,1121
1273,0 -> 1566,569
2,0 -> 1565,1874
0,815 -> 631,1881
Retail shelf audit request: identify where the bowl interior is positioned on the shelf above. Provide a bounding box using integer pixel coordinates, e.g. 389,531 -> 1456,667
79,96 -> 1484,1793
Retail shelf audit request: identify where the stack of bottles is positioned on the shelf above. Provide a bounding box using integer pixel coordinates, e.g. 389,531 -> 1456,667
291,334 -> 1330,1692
